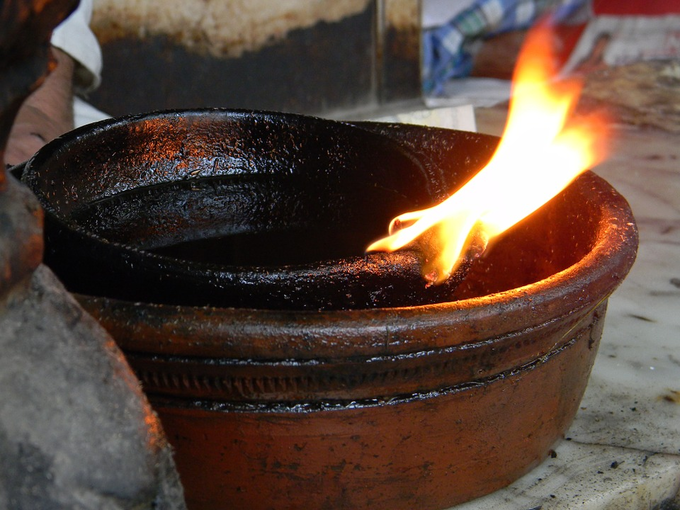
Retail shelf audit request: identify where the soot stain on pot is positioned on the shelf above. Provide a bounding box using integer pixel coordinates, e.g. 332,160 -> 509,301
28,110 -> 477,310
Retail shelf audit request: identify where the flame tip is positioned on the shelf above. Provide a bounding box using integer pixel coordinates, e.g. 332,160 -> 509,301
369,22 -> 609,284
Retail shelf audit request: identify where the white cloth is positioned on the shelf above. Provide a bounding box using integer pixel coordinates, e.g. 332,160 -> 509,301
73,96 -> 110,127
51,0 -> 102,93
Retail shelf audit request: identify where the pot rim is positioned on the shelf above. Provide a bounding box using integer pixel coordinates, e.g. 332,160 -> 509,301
79,171 -> 638,360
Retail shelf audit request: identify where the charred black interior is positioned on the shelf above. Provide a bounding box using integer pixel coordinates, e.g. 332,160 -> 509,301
22,110 -> 601,310
67,173 -> 410,266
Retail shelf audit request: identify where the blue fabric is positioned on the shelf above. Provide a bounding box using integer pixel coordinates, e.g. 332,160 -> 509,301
423,0 -> 588,95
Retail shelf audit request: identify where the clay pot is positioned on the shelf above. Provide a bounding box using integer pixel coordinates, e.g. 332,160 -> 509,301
22,110 -> 638,510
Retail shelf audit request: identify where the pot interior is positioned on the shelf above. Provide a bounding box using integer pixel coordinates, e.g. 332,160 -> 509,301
68,172 -> 407,267
23,110 -> 601,309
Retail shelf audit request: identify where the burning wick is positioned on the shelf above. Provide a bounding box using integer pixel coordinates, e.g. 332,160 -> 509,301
367,23 -> 608,285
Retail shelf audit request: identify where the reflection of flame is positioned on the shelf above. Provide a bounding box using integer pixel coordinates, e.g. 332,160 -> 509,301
367,23 -> 608,284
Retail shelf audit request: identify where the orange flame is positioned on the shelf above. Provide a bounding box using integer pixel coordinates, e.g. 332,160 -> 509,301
367,24 -> 608,284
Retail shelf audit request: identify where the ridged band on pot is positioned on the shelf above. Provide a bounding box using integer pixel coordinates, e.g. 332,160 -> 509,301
153,326 -> 602,510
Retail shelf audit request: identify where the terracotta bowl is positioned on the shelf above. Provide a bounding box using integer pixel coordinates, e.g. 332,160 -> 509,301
22,110 -> 638,510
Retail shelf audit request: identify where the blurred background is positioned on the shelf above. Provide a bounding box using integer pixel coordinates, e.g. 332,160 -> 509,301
81,0 -> 680,129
